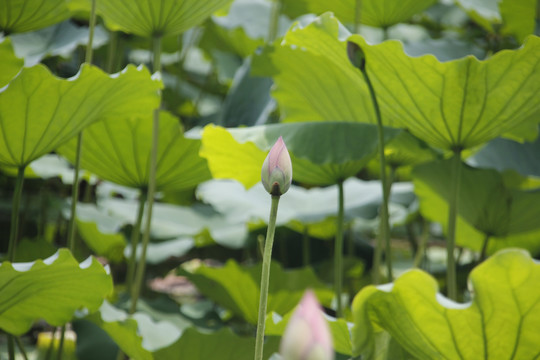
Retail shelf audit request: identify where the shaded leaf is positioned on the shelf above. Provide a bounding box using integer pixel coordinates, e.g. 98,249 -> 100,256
98,0 -> 233,37
348,34 -> 540,150
76,219 -> 126,264
58,111 -> 211,191
180,259 -> 334,324
0,63 -> 161,168
0,249 -> 113,335
351,249 -> 540,359
413,159 -> 540,254
0,0 -> 70,34
154,327 -> 279,360
0,37 -> 23,87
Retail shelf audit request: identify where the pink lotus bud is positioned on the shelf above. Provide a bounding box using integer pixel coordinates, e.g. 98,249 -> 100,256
280,290 -> 334,360
261,136 -> 292,196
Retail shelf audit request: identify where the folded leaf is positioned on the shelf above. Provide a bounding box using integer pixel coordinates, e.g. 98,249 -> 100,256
0,63 -> 161,168
351,249 -> 540,359
0,38 -> 23,87
0,0 -> 70,34
0,249 -> 113,335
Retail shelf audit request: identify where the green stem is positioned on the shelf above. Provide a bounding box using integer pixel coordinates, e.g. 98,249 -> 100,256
130,35 -> 162,314
8,166 -> 25,261
480,233 -> 490,261
413,218 -> 430,268
361,67 -> 393,282
15,337 -> 28,360
85,0 -> 97,65
254,195 -> 281,360
126,191 -> 147,294
302,227 -> 310,267
66,132 -> 83,253
446,149 -> 462,301
106,31 -> 118,73
354,0 -> 361,34
8,335 -> 15,360
56,326 -> 65,360
334,180 -> 345,317
267,0 -> 281,42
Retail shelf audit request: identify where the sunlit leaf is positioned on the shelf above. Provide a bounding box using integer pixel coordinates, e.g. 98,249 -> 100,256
58,111 -> 211,191
154,327 -> 279,360
413,159 -> 540,255
0,0 -> 70,34
180,259 -> 334,324
0,37 -> 23,87
76,219 -> 126,264
351,249 -> 540,359
0,63 -> 161,168
0,249 -> 113,335
200,122 -> 399,187
348,34 -> 540,150
97,0 -> 233,37
280,0 -> 436,28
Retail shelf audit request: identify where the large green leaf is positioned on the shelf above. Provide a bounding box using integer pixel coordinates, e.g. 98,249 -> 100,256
413,159 -> 540,255
0,249 -> 113,335
200,122 -> 399,187
351,249 -> 540,359
0,63 -> 161,168
348,34 -> 540,150
57,111 -> 211,191
154,327 -> 279,360
0,38 -> 23,87
280,0 -> 436,28
180,259 -> 334,324
0,0 -> 70,34
97,0 -> 232,37
252,13 -> 379,125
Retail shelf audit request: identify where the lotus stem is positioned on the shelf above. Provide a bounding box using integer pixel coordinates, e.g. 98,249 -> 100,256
8,166 -> 25,261
130,34 -> 162,314
480,233 -> 490,261
126,190 -> 147,294
254,195 -> 281,360
446,149 -> 463,300
267,0 -> 281,42
354,0 -> 361,34
334,180 -> 345,317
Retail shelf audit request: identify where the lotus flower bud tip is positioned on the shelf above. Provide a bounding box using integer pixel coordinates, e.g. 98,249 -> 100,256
347,41 -> 366,71
280,290 -> 334,360
261,136 -> 292,196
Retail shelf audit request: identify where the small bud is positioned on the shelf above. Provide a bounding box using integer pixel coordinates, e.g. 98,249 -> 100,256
280,290 -> 334,360
347,41 -> 366,71
261,136 -> 292,196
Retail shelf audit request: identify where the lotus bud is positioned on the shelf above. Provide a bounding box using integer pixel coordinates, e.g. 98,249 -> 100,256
347,41 -> 366,71
280,290 -> 334,360
261,136 -> 292,196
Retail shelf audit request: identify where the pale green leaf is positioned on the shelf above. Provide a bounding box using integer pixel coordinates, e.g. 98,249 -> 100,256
57,111 -> 211,191
97,0 -> 233,37
0,249 -> 113,335
351,249 -> 540,359
499,0 -> 537,42
180,259 -> 334,324
348,34 -> 540,150
280,0 -> 436,27
0,38 -> 23,87
200,122 -> 399,187
0,63 -> 161,168
76,219 -> 126,264
0,0 -> 70,34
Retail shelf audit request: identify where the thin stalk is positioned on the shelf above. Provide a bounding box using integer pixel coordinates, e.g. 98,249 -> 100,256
334,180 -> 345,317
254,195 -> 281,360
267,0 -> 281,42
56,327 -> 65,360
106,31 -> 118,73
126,191 -> 147,294
413,218 -> 430,268
85,0 -> 97,65
15,337 -> 28,360
354,0 -> 361,34
446,149 -> 463,301
302,227 -> 310,267
8,335 -> 15,360
8,166 -> 25,261
360,67 -> 393,282
66,132 -> 83,253
480,233 -> 490,262
130,35 -> 162,314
